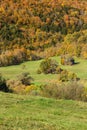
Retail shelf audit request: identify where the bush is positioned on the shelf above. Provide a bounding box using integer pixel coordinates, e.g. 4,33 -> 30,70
58,70 -> 69,82
17,72 -> 33,85
62,82 -> 84,100
24,85 -> 36,94
7,79 -> 37,94
37,69 -> 42,74
7,79 -> 22,93
82,87 -> 87,102
56,66 -> 63,74
7,72 -> 34,94
61,55 -> 75,65
41,82 -> 86,101
81,44 -> 87,59
38,58 -> 58,74
0,48 -> 28,67
0,73 -> 9,92
68,72 -> 79,81
58,70 -> 79,82
29,54 -> 42,61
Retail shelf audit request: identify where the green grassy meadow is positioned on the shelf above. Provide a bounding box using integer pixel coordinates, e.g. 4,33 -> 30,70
0,57 -> 87,85
0,92 -> 87,130
0,57 -> 87,130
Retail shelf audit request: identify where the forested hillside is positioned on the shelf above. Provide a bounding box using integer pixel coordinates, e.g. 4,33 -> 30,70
0,0 -> 87,66
1,2 -> 87,129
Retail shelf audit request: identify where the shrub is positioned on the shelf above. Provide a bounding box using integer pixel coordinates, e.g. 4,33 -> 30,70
0,73 -> 9,92
56,66 -> 63,74
76,45 -> 82,57
58,70 -> 69,82
61,55 -> 75,65
68,72 -> 79,81
38,58 -> 58,74
37,69 -> 42,74
17,72 -> 33,85
24,85 -> 36,94
81,44 -> 87,59
62,82 -> 84,100
7,79 -> 22,93
7,72 -> 34,94
41,82 -> 86,101
0,48 -> 28,67
82,87 -> 87,102
58,70 -> 79,82
7,79 -> 37,94
29,54 -> 42,61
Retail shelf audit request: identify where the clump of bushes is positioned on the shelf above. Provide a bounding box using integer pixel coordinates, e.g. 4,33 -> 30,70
0,73 -> 9,92
7,72 -> 36,94
37,58 -> 58,74
56,66 -> 63,74
81,44 -> 87,59
37,58 -> 79,82
61,55 -> 75,65
41,82 -> 87,101
0,48 -> 27,67
58,70 -> 79,82
24,85 -> 37,94
0,48 -> 42,67
17,72 -> 33,86
29,53 -> 42,61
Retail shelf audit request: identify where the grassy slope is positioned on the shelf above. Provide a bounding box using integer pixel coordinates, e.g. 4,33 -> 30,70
0,57 -> 87,85
0,92 -> 87,130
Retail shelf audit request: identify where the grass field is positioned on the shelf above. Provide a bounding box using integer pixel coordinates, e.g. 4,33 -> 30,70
0,56 -> 87,85
0,58 -> 87,130
0,92 -> 87,130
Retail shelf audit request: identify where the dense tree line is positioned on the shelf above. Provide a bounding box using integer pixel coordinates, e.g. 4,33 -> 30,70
0,0 -> 87,66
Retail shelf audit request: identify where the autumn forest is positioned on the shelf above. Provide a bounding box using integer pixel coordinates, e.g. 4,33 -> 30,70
0,1 -> 87,129
0,0 -> 87,66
